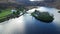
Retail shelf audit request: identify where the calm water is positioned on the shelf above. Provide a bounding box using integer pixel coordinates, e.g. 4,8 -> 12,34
0,7 -> 60,34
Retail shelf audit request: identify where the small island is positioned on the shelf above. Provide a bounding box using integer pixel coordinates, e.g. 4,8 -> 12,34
31,10 -> 54,23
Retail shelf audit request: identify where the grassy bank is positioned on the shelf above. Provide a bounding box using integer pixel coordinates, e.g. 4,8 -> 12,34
0,8 -> 26,23
0,9 -> 12,22
0,9 -> 12,20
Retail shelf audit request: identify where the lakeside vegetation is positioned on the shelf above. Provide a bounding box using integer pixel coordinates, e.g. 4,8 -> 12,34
0,9 -> 12,19
0,5 -> 55,23
31,10 -> 54,23
0,9 -> 12,22
0,7 -> 25,23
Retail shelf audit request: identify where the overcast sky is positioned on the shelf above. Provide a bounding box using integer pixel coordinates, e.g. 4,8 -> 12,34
16,0 -> 44,1
16,0 -> 54,2
30,0 -> 44,1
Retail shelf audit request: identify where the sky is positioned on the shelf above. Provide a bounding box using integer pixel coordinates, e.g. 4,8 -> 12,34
16,0 -> 44,1
15,0 -> 55,2
30,0 -> 44,1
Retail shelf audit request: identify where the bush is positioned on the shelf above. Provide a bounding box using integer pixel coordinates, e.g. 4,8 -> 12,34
12,10 -> 20,17
16,10 -> 20,15
13,11 -> 16,15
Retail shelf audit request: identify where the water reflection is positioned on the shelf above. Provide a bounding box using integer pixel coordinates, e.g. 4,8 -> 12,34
0,7 -> 60,34
25,7 -> 60,34
23,14 -> 58,34
0,15 -> 25,34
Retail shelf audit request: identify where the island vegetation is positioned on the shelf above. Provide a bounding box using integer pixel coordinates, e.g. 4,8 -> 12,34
31,10 -> 54,23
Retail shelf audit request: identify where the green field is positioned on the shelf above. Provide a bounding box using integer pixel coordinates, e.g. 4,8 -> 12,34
0,8 -> 25,22
0,9 -> 12,19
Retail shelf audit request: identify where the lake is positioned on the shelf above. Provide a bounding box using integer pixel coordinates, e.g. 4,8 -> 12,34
0,6 -> 60,34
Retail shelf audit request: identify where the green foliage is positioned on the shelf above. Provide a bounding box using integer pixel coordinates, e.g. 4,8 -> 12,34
13,11 -> 16,15
0,9 -> 11,18
16,10 -> 20,15
12,10 -> 20,16
0,9 -> 12,22
31,10 -> 54,23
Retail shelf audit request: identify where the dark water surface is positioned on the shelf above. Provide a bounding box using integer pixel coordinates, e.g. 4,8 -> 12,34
24,7 -> 60,34
23,14 -> 59,34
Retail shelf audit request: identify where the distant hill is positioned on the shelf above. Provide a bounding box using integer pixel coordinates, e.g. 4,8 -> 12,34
0,0 -> 60,9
